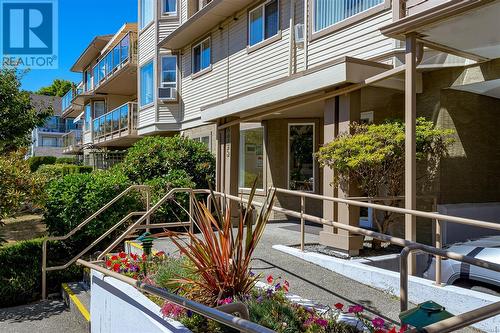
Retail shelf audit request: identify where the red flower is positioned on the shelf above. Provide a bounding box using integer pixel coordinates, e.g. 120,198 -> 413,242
111,255 -> 118,261
283,280 -> 289,292
388,328 -> 397,333
155,251 -> 165,257
372,317 -> 385,329
130,253 -> 138,261
119,252 -> 127,259
334,303 -> 344,310
399,324 -> 409,333
105,260 -> 112,267
113,263 -> 120,272
141,253 -> 147,261
266,275 -> 273,284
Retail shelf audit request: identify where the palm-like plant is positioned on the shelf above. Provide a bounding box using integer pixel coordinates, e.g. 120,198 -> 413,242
160,181 -> 276,306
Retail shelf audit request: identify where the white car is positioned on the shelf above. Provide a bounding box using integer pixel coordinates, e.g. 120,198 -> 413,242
423,236 -> 500,295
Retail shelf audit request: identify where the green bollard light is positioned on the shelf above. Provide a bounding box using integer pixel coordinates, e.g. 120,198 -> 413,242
136,232 -> 155,275
399,301 -> 453,331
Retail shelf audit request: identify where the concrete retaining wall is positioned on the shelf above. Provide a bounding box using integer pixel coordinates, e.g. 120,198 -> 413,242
90,270 -> 191,333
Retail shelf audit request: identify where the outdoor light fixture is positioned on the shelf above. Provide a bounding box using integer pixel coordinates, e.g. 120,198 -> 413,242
137,231 -> 154,256
399,301 -> 453,330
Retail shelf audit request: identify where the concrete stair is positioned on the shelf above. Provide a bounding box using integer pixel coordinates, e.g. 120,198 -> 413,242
61,282 -> 91,333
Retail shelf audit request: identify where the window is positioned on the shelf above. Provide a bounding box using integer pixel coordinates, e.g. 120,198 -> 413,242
93,65 -> 99,88
193,136 -> 211,150
120,34 -> 130,63
140,0 -> 154,29
84,104 -> 91,130
140,61 -> 154,106
248,0 -> 279,47
239,124 -> 264,189
94,101 -> 106,118
161,55 -> 177,88
163,0 -> 177,14
313,0 -> 383,32
192,38 -> 211,74
85,70 -> 91,91
288,124 -> 315,192
41,137 -> 59,147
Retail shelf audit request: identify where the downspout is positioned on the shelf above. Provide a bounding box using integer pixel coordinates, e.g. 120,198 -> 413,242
303,0 -> 309,70
288,0 -> 296,76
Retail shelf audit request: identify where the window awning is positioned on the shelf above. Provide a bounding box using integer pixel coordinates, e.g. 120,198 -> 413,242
159,0 -> 255,50
201,57 -> 398,122
380,0 -> 500,61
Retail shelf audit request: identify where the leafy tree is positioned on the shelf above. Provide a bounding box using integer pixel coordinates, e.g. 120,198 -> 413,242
316,118 -> 454,243
0,68 -> 52,153
36,79 -> 72,97
0,150 -> 46,242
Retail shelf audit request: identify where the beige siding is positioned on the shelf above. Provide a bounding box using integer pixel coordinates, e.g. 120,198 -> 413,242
158,103 -> 181,123
158,18 -> 180,40
138,24 -> 156,65
138,105 -> 156,128
307,10 -> 393,67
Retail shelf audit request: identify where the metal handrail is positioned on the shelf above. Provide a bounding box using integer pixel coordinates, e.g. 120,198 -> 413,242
77,259 -> 275,333
96,188 -> 198,261
42,185 -> 151,299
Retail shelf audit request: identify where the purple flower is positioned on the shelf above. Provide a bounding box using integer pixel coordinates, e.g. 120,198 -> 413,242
348,305 -> 364,314
249,271 -> 255,277
256,296 -> 263,303
372,317 -> 385,329
266,288 -> 273,297
275,283 -> 281,291
315,318 -> 328,327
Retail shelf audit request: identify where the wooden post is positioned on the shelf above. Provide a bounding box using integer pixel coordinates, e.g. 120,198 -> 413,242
405,33 -> 417,275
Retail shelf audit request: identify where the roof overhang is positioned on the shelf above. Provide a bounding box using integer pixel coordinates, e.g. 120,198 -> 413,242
71,35 -> 113,72
100,23 -> 137,56
381,0 -> 500,61
201,57 -> 397,122
451,78 -> 500,99
159,0 -> 255,50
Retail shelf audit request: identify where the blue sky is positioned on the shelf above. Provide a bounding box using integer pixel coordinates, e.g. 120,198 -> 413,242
21,0 -> 137,92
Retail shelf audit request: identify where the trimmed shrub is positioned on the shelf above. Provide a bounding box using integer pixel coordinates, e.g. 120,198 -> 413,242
37,164 -> 92,183
28,156 -> 57,172
121,136 -> 215,188
144,170 -> 195,223
0,238 -> 81,307
44,169 -> 142,246
55,157 -> 78,165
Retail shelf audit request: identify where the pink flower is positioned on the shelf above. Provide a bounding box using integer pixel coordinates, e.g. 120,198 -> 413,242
334,302 -> 344,310
348,305 -> 364,314
161,302 -> 184,318
314,318 -> 328,327
218,297 -> 233,305
372,317 -> 385,329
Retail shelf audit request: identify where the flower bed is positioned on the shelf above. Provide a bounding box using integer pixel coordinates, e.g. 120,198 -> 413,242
104,251 -> 407,333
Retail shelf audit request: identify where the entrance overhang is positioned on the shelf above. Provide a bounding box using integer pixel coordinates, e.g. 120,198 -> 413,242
201,57 -> 408,123
381,0 -> 500,61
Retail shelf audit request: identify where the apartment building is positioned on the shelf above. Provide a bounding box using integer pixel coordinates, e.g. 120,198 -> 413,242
28,94 -> 81,158
134,0 -> 500,255
61,23 -> 139,169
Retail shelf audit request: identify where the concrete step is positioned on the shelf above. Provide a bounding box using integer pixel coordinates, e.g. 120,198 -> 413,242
61,282 -> 90,333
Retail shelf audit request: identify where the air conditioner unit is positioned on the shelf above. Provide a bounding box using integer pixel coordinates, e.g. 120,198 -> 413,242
158,87 -> 177,101
294,23 -> 304,45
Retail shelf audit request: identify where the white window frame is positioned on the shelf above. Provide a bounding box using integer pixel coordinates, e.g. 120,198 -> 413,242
191,37 -> 211,74
160,55 -> 177,89
140,0 -> 154,30
239,123 -> 265,191
248,0 -> 280,47
287,123 -> 316,193
162,0 -> 177,15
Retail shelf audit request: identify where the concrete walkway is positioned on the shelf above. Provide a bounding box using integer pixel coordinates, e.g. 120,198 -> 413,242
153,221 -> 477,332
0,299 -> 85,333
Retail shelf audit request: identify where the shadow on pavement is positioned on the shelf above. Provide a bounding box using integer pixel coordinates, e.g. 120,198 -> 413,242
0,299 -> 68,323
252,257 -> 399,325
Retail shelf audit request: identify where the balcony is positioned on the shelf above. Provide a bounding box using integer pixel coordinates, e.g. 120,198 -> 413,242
62,130 -> 83,154
62,83 -> 85,118
91,31 -> 138,96
92,102 -> 139,147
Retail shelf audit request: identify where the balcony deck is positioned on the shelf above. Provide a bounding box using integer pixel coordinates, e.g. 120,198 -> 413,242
92,102 -> 140,147
62,130 -> 83,155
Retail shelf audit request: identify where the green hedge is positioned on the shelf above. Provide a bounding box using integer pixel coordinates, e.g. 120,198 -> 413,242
55,157 -> 78,165
44,170 -> 141,246
28,156 -> 57,172
0,238 -> 82,307
37,164 -> 92,181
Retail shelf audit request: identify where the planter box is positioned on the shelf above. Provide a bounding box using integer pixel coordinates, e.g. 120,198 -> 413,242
91,270 -> 191,333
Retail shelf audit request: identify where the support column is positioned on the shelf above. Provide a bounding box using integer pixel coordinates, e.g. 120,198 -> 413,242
320,93 -> 364,256
405,34 -> 417,274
